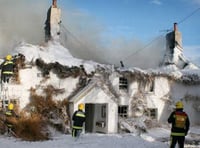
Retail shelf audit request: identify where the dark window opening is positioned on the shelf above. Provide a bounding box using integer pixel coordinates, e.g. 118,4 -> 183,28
101,105 -> 106,118
145,81 -> 154,92
147,108 -> 157,119
149,81 -> 154,92
118,106 -> 128,118
119,77 -> 128,90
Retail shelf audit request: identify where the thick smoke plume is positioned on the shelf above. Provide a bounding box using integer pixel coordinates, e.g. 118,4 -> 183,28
0,0 -> 48,57
60,7 -> 166,69
0,0 -> 165,69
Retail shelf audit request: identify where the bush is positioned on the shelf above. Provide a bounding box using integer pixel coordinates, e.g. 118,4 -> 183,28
14,113 -> 49,141
10,85 -> 70,141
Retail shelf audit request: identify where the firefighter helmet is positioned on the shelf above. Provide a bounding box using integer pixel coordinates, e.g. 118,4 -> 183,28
8,103 -> 14,110
6,54 -> 12,61
176,101 -> 184,109
78,103 -> 84,110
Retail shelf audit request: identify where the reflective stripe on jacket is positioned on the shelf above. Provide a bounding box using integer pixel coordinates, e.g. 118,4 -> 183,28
171,132 -> 185,136
1,61 -> 14,74
5,111 -> 12,116
3,71 -> 13,74
72,126 -> 83,130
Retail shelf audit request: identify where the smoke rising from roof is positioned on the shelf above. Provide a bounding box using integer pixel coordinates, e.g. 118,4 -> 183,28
0,0 -> 48,57
0,0 -> 165,69
60,6 -> 166,69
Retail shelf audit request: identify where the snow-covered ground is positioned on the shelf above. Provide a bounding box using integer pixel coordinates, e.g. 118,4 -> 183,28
0,133 -> 169,148
1,126 -> 200,148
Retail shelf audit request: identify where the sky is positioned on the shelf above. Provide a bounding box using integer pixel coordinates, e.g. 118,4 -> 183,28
58,0 -> 200,66
0,0 -> 199,68
60,0 -> 200,46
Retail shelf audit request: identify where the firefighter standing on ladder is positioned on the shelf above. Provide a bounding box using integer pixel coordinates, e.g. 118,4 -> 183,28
5,103 -> 18,135
0,54 -> 15,83
168,101 -> 190,148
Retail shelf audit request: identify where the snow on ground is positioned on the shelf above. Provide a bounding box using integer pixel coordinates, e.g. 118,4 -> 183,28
0,126 -> 200,148
0,133 -> 168,148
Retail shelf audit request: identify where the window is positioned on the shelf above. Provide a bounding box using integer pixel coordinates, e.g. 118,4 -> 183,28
119,77 -> 128,90
118,106 -> 128,118
101,105 -> 106,118
10,99 -> 19,105
149,81 -> 154,92
1,99 -> 19,110
145,80 -> 154,92
147,108 -> 157,119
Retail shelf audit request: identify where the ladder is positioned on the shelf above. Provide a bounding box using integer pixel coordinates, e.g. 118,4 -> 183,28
0,82 -> 10,110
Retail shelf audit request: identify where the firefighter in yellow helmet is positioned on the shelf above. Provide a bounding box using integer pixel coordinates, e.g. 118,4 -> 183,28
4,103 -> 16,133
0,54 -> 15,83
8,103 -> 14,111
72,103 -> 86,138
168,101 -> 190,148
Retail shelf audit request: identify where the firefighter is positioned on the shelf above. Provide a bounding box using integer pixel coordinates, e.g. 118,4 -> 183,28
168,101 -> 190,148
0,54 -> 15,83
5,103 -> 18,134
72,103 -> 86,138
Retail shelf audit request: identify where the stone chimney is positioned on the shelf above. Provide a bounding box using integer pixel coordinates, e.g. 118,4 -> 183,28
174,22 -> 178,32
173,22 -> 182,50
52,0 -> 57,8
162,22 -> 185,68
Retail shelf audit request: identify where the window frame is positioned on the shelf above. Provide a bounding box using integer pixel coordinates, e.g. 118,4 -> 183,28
118,105 -> 128,118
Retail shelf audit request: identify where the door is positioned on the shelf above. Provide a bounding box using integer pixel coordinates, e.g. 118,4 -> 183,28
85,103 -> 95,133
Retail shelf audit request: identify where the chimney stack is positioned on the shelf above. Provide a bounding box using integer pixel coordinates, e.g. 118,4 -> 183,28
174,22 -> 178,32
52,0 -> 57,7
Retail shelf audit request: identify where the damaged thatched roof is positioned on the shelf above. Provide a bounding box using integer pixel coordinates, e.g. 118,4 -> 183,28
117,67 -> 200,85
35,58 -> 87,78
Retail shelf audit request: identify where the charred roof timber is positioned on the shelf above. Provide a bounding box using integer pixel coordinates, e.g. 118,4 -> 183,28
35,59 -> 87,78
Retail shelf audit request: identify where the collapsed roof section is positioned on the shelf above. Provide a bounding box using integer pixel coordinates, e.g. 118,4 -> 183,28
117,67 -> 200,85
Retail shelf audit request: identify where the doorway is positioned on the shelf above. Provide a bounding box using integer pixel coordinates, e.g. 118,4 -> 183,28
85,103 -> 108,133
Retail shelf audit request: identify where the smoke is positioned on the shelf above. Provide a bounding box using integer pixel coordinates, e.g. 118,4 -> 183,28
0,0 -> 49,57
60,7 -> 166,69
0,0 -> 166,69
192,0 -> 200,5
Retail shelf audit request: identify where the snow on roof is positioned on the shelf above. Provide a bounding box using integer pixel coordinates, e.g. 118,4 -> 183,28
69,80 -> 97,103
13,41 -> 104,74
13,41 -> 200,84
117,64 -> 200,85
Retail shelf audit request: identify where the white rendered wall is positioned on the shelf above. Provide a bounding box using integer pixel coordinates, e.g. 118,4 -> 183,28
10,67 -> 79,110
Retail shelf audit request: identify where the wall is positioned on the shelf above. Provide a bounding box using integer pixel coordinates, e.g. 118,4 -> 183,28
174,31 -> 182,49
10,66 -> 79,109
9,67 -> 42,109
170,83 -> 200,125
144,76 -> 200,125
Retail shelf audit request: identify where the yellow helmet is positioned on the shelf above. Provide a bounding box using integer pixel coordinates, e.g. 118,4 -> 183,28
6,54 -> 12,61
8,103 -> 14,110
176,101 -> 184,109
78,103 -> 84,110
